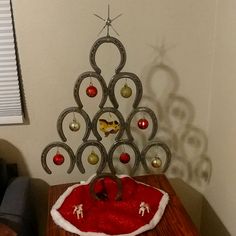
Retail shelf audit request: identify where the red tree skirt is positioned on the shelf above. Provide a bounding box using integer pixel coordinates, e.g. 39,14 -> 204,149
51,175 -> 169,236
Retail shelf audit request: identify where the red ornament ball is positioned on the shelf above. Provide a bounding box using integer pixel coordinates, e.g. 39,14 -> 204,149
137,118 -> 149,129
119,152 -> 130,164
86,85 -> 97,97
53,153 -> 65,165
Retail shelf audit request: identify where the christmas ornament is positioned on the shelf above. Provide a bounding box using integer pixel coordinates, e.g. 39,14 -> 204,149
69,119 -> 80,132
151,156 -> 162,168
87,151 -> 99,165
138,118 -> 149,129
86,83 -> 97,97
119,152 -> 130,164
42,6 -> 173,236
99,118 -> 120,137
53,152 -> 65,165
120,83 -> 132,98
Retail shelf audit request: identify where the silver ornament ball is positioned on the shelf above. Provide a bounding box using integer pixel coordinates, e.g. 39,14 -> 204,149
69,120 -> 80,132
151,157 -> 162,168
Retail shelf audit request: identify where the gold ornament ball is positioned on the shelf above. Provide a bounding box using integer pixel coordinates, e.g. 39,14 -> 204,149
87,151 -> 99,165
69,120 -> 80,132
120,84 -> 132,98
151,157 -> 162,168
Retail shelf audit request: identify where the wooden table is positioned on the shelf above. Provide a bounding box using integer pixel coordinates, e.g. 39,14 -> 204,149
46,175 -> 200,236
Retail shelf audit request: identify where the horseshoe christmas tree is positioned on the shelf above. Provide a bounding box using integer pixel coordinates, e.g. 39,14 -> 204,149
41,6 -> 171,177
41,6 -> 172,235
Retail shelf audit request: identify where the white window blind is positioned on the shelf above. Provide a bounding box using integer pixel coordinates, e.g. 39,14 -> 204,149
0,0 -> 23,124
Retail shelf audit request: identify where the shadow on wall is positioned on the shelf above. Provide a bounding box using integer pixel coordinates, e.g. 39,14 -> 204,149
30,178 -> 49,236
0,139 -> 29,175
170,178 -> 230,236
140,50 -> 212,191
0,139 -> 49,236
201,198 -> 231,236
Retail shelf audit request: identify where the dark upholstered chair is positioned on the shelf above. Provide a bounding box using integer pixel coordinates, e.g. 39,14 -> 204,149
0,158 -> 37,236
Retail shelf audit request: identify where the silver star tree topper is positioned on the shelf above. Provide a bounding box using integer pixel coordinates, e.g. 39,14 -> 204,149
94,5 -> 122,36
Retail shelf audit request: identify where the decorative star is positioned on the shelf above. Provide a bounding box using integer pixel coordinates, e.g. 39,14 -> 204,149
94,5 -> 122,37
148,39 -> 175,64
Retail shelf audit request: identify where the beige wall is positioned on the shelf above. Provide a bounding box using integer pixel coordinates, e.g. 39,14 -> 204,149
2,0 -> 236,234
0,0 -> 214,185
206,0 -> 236,235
